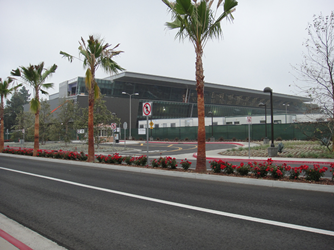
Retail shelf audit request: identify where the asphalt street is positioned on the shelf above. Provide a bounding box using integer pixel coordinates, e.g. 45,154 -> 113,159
0,156 -> 333,250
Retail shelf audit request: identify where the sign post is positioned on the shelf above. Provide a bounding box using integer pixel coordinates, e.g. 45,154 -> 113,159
143,102 -> 152,165
111,123 -> 117,151
246,116 -> 252,158
149,121 -> 154,140
123,122 -> 127,149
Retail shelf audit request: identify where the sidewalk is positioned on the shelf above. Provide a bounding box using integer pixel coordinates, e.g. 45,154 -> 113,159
0,213 -> 65,250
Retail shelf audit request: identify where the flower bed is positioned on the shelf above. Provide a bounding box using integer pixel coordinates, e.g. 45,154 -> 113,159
209,158 -> 333,183
2,146 -> 333,185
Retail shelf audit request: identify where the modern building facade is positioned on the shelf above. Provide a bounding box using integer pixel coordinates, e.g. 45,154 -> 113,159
48,71 -> 311,130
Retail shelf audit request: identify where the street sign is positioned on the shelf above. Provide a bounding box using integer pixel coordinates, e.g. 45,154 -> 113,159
149,121 -> 154,129
111,123 -> 117,130
123,122 -> 127,130
143,102 -> 152,116
246,116 -> 252,124
77,129 -> 85,134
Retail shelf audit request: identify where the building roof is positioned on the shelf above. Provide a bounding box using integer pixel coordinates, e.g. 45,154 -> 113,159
105,71 -> 311,102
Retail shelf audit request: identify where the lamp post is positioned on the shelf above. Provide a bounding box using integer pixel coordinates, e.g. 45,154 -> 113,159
258,102 -> 268,144
208,111 -> 214,141
283,103 -> 289,124
263,87 -> 275,147
122,92 -> 139,140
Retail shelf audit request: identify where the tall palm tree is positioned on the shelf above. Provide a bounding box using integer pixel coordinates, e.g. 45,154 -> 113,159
0,77 -> 22,152
11,62 -> 57,156
60,35 -> 124,162
163,0 -> 237,172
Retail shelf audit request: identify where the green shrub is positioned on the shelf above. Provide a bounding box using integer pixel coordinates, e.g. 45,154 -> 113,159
236,163 -> 250,176
180,159 -> 192,170
151,159 -> 160,168
124,156 -> 133,165
302,164 -> 328,181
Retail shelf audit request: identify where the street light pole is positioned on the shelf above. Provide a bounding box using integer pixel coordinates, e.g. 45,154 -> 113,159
259,102 -> 268,143
208,111 -> 213,139
122,92 -> 139,140
283,103 -> 289,124
263,87 -> 275,147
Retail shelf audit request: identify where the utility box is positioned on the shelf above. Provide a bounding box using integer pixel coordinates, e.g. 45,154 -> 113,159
115,133 -> 119,143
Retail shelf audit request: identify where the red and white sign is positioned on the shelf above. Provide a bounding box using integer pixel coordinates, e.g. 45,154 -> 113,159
111,123 -> 117,130
246,116 -> 252,124
143,102 -> 152,116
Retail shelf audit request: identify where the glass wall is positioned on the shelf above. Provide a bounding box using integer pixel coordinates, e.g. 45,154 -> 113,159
73,75 -> 306,124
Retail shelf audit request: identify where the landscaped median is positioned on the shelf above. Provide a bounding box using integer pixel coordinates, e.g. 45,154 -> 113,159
1,146 -> 334,189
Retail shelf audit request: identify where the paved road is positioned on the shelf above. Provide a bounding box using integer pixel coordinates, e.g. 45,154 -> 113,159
1,157 -> 333,249
115,141 -> 237,156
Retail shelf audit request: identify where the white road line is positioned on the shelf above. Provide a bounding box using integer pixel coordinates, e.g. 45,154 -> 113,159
1,166 -> 334,237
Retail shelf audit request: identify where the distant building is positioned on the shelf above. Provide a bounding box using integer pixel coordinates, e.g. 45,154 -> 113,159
41,71 -> 311,129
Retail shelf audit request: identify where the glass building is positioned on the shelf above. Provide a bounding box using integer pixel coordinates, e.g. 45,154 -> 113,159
50,71 -> 311,129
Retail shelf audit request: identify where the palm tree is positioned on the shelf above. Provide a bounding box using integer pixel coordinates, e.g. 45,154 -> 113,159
163,0 -> 237,172
0,77 -> 22,151
60,35 -> 124,162
11,62 -> 57,156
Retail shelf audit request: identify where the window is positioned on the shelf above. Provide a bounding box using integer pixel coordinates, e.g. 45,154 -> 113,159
154,124 -> 159,128
226,122 -> 232,125
234,121 -> 240,125
213,122 -> 218,126
139,124 -> 144,128
274,120 -> 281,124
171,123 -> 176,127
260,120 -> 266,124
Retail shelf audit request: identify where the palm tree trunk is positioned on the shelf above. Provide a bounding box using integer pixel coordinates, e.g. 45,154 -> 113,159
195,43 -> 206,173
33,111 -> 39,156
332,84 -> 334,152
0,96 -> 4,152
87,92 -> 95,162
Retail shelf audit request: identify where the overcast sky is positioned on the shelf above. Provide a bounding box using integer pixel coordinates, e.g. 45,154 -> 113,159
0,0 -> 333,101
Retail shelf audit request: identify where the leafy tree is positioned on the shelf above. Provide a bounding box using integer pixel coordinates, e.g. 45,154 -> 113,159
4,86 -> 30,131
39,99 -> 53,145
292,11 -> 334,150
0,77 -> 21,151
11,111 -> 34,142
163,0 -> 238,172
74,96 -> 120,148
49,99 -> 76,146
60,35 -> 124,161
11,62 -> 57,156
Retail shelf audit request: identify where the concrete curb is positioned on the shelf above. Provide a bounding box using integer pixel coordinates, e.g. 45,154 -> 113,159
1,153 -> 333,193
0,213 -> 65,250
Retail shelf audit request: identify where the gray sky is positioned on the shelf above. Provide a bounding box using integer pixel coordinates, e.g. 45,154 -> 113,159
0,0 -> 333,100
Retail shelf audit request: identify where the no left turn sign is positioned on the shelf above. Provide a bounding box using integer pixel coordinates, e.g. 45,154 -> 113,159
143,102 -> 152,116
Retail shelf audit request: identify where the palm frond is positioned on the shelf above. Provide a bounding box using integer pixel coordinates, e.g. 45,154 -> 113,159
42,83 -> 54,89
85,68 -> 92,90
30,97 -> 40,113
11,68 -> 21,77
40,89 -> 49,95
94,83 -> 100,100
60,51 -> 74,63
41,64 -> 57,82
